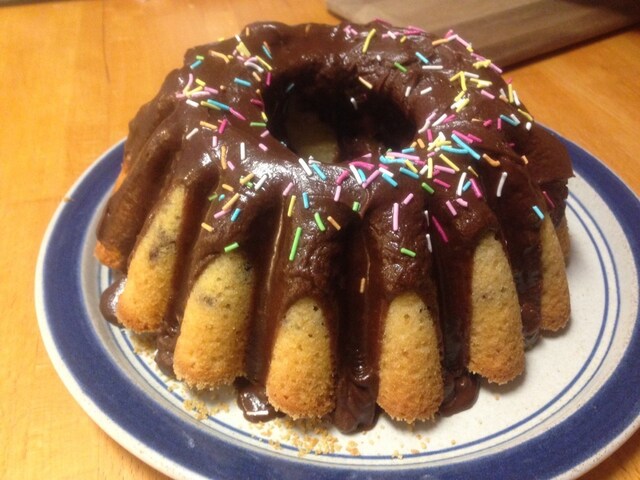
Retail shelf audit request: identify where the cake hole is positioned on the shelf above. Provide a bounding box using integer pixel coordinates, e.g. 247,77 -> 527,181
263,69 -> 416,164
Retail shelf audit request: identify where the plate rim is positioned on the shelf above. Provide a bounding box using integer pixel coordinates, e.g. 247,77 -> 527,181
35,133 -> 640,480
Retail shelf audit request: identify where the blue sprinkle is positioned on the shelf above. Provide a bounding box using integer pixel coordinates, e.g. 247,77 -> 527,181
207,99 -> 230,111
401,147 -> 416,154
233,77 -> 252,87
451,134 -> 481,160
311,163 -> 327,181
381,173 -> 398,187
415,52 -> 430,64
399,167 -> 419,179
532,205 -> 545,220
218,194 -> 226,201
262,45 -> 272,59
500,114 -> 520,126
463,180 -> 472,192
231,208 -> 241,221
357,168 -> 367,183
440,146 -> 467,155
302,192 -> 310,209
189,59 -> 203,69
379,155 -> 406,165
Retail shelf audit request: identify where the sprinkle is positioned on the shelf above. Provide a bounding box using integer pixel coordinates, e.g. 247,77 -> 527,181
358,76 -> 373,89
289,227 -> 303,261
201,222 -> 213,232
402,193 -> 414,205
285,82 -> 295,93
210,50 -> 230,63
500,114 -> 520,126
392,203 -> 400,231
314,212 -> 326,231
404,86 -> 412,97
298,158 -> 313,176
420,87 -> 433,95
404,160 -> 419,173
350,165 -> 363,184
439,154 -> 460,172
190,59 -> 203,69
266,72 -> 272,86
350,97 -> 358,109
470,178 -> 483,198
258,143 -> 268,152
394,62 -> 408,73
262,42 -> 273,59
254,175 -> 267,190
214,208 -> 230,219
311,163 -> 327,181
359,277 -> 366,293
230,108 -> 247,121
352,201 -> 361,212
451,134 -> 481,160
518,108 -> 533,122
231,208 -> 241,221
207,99 -> 230,111
381,173 -> 398,187
199,121 -> 217,130
220,145 -> 228,169
434,165 -> 456,175
186,99 -> 199,108
421,182 -> 435,194
426,233 -> 432,252
221,183 -> 235,192
302,192 -> 310,209
433,178 -> 451,189
224,242 -> 240,253
445,200 -> 457,216
482,153 -> 501,167
222,193 -> 240,211
400,247 -> 416,257
333,186 -> 342,202
282,182 -> 294,196
532,205 -> 545,220
525,121 -> 532,131
543,190 -> 556,209
186,127 -> 199,140
207,193 -> 218,201
496,171 -> 508,197
336,169 -> 350,185
521,155 -> 529,165
240,173 -> 255,185
422,65 -> 444,70
240,142 -> 246,160
287,195 -> 296,217
480,89 -> 495,100
456,172 -> 467,196
219,118 -> 228,134
399,167 -> 419,179
362,28 -> 376,53
431,215 -> 448,243
233,77 -> 252,87
415,51 -> 430,64
327,216 -> 341,230
456,198 -> 468,207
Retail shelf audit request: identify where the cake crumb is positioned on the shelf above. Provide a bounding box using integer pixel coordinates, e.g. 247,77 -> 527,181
346,441 -> 360,456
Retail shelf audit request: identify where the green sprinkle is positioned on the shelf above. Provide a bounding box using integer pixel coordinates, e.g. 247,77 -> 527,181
196,55 -> 204,60
352,201 -> 361,212
314,212 -> 326,231
208,193 -> 218,201
400,247 -> 416,257
394,62 -> 407,73
289,227 -> 303,261
421,182 -> 435,194
224,242 -> 239,253
250,122 -> 267,127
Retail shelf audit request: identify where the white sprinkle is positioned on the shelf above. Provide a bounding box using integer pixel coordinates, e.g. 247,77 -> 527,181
496,171 -> 508,197
298,158 -> 313,176
378,166 -> 394,177
334,185 -> 342,202
392,203 -> 399,231
350,165 -> 363,185
456,172 -> 467,196
422,65 -> 443,70
186,99 -> 199,108
432,113 -> 448,127
525,121 -> 532,131
212,136 -> 218,147
420,86 -> 433,95
186,128 -> 199,140
426,233 -> 432,252
404,86 -> 412,97
513,90 -> 521,106
350,97 -> 358,110
254,175 -> 267,190
240,142 -> 246,160
376,54 -> 382,61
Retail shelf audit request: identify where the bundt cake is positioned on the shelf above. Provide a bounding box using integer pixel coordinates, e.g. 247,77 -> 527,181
96,21 -> 572,433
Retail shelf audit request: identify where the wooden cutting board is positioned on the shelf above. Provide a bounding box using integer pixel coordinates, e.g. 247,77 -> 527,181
327,0 -> 640,67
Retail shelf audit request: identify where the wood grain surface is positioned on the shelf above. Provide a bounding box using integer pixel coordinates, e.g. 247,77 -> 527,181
1,1 -> 638,478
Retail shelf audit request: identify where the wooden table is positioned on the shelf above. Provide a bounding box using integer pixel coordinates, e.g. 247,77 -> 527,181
2,0 -> 638,478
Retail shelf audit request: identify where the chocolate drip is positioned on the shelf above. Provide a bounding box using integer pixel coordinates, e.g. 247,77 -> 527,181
96,21 -> 572,433
99,272 -> 125,326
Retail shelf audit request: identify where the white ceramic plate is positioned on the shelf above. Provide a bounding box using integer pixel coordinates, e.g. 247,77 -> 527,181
36,134 -> 640,479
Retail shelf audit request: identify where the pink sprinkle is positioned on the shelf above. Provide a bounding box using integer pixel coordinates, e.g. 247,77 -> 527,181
444,29 -> 454,38
266,72 -> 272,86
230,108 -> 246,121
480,90 -> 495,100
456,198 -> 468,207
543,190 -> 556,209
336,170 -> 350,185
483,119 -> 493,127
334,186 -> 342,202
452,130 -> 472,142
427,129 -> 434,142
392,203 -> 399,231
402,193 -> 414,205
184,73 -> 194,91
443,114 -> 456,124
205,86 -> 219,94
490,63 -> 503,74
250,98 -> 264,107
446,200 -> 457,216
432,215 -> 449,243
258,143 -> 268,151
362,169 -> 381,188
434,165 -> 456,175
433,178 -> 451,189
387,151 -> 421,161
470,178 -> 483,198
350,161 -> 375,170
282,182 -> 293,196
219,119 -> 228,134
497,117 -> 503,131
468,133 -> 483,143
214,209 -> 230,219
260,130 -> 270,138
227,161 -> 235,171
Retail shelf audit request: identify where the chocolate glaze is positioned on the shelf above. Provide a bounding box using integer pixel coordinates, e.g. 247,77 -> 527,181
96,21 -> 572,433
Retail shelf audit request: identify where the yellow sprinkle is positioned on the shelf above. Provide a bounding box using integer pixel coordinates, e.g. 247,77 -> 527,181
461,74 -> 467,91
222,193 -> 240,211
454,90 -> 466,102
508,84 -> 514,103
518,108 -> 533,121
404,160 -> 418,173
400,35 -> 407,43
362,28 -> 376,53
410,141 -> 417,148
449,71 -> 462,82
200,100 -> 220,110
471,78 -> 492,88
359,277 -> 366,293
199,121 -> 217,130
417,138 -> 426,149
467,165 -> 479,177
256,56 -> 273,71
186,85 -> 203,96
473,59 -> 492,69
245,26 -> 250,36
521,155 -> 529,165
220,145 -> 228,169
195,78 -> 206,86
455,97 -> 470,112
252,71 -> 262,83
201,222 -> 213,232
261,111 -> 268,122
209,50 -> 230,63
432,37 -> 451,46
327,215 -> 341,230
358,76 -> 373,89
236,39 -> 251,57
222,183 -> 234,192
482,153 -> 501,167
439,154 -> 460,172
240,172 -> 255,185
427,156 -> 434,178
287,195 -> 296,217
